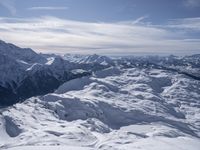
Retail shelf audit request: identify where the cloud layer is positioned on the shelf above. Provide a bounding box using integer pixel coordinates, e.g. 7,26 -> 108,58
0,16 -> 199,55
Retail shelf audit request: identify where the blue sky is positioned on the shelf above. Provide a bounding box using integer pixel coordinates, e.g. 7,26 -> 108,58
0,0 -> 200,55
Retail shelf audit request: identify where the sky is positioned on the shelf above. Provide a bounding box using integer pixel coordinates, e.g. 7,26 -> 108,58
0,0 -> 200,55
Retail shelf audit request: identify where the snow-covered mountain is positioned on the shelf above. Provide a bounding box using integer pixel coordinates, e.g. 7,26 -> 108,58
0,40 -> 46,64
0,41 -> 107,106
0,40 -> 200,149
63,53 -> 114,66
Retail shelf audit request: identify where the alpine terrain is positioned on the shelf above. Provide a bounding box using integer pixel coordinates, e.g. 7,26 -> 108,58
0,40 -> 200,150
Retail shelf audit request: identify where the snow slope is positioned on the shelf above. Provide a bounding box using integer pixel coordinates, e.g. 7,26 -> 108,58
0,66 -> 200,150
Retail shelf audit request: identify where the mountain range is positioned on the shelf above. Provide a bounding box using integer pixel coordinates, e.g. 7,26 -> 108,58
0,40 -> 200,150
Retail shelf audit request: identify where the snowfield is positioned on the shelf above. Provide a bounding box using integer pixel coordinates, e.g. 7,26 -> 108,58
0,66 -> 200,150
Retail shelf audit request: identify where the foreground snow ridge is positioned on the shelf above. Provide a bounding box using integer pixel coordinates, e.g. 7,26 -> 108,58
0,67 -> 200,150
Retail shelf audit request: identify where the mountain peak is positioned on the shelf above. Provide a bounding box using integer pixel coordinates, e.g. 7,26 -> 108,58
0,40 -> 46,64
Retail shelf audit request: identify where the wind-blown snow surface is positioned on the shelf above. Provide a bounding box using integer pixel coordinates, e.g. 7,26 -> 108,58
0,67 -> 200,150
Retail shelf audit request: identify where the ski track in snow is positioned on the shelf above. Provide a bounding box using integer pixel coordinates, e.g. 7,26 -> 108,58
0,67 -> 200,150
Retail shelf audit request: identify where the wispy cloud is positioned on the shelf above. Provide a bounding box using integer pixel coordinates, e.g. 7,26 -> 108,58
125,15 -> 149,25
28,6 -> 68,11
0,0 -> 16,15
183,0 -> 200,8
168,17 -> 200,31
0,16 -> 199,55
